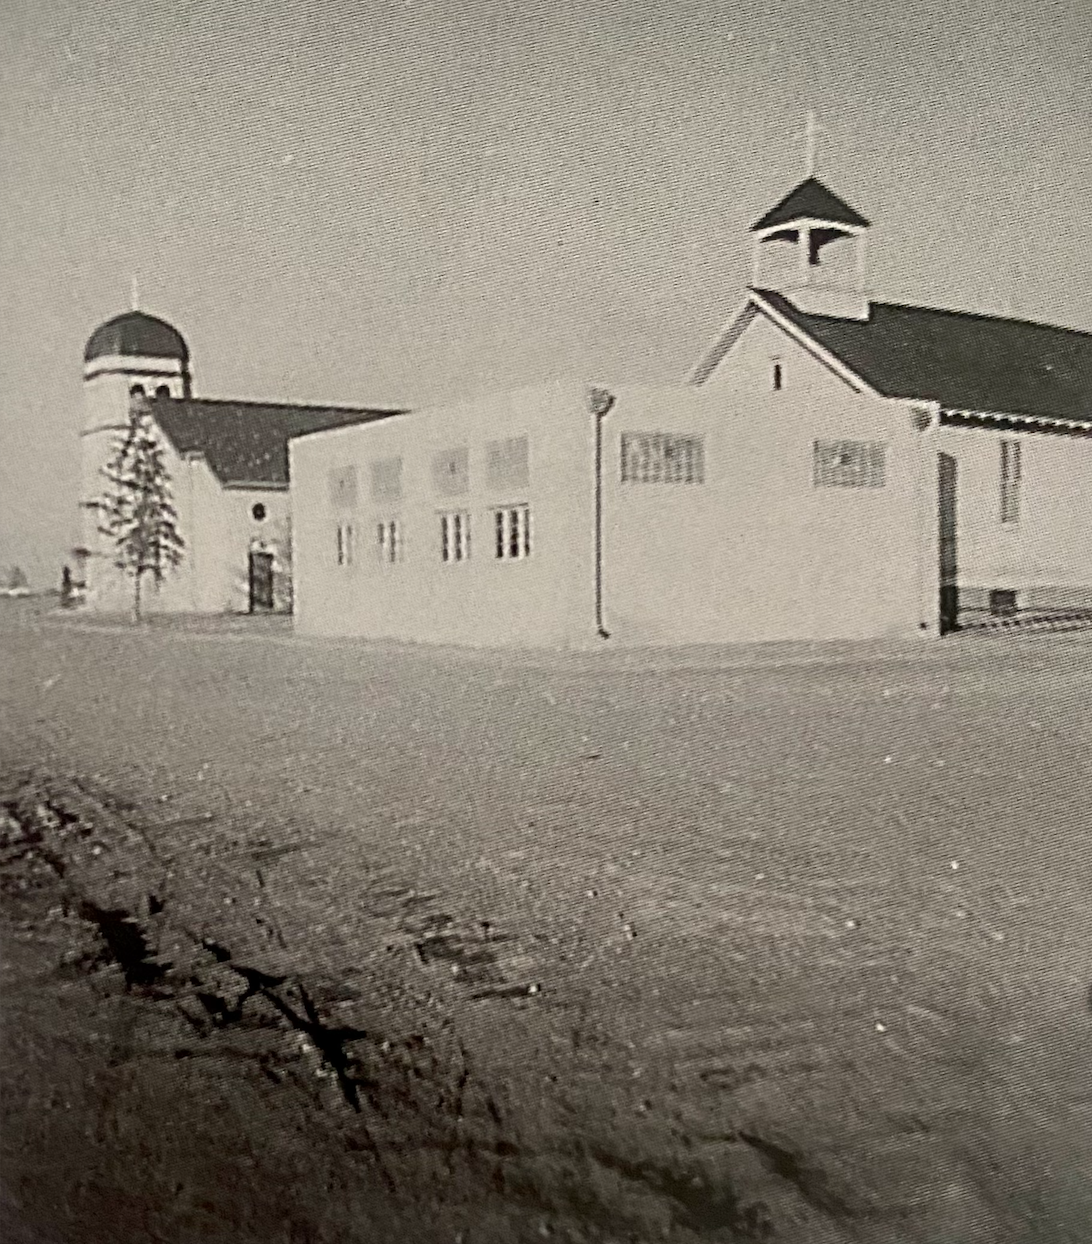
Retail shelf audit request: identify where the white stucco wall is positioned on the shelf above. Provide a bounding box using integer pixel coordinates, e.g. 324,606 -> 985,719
79,373 -> 290,615
937,423 -> 1092,611
180,472 -> 289,614
290,383 -> 597,647
659,311 -> 937,643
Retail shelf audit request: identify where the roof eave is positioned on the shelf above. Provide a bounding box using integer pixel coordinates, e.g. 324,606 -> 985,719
941,408 -> 1092,435
746,289 -> 880,396
223,479 -> 290,491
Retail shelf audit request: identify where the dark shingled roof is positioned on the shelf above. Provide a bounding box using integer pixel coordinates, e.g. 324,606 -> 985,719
85,311 -> 189,363
752,177 -> 870,232
755,288 -> 1092,423
150,396 -> 402,487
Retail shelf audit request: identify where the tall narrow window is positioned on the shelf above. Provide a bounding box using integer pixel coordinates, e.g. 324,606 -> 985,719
772,361 -> 784,391
1000,439 -> 1022,525
336,523 -> 354,566
440,512 -> 471,563
377,520 -> 400,563
493,506 -> 531,560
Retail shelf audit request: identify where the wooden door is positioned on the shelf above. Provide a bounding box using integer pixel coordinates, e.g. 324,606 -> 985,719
248,550 -> 275,613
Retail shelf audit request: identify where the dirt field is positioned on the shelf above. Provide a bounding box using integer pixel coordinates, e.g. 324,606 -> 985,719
2,601 -> 1091,1243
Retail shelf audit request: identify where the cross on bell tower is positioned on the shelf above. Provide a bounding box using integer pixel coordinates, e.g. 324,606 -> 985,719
748,116 -> 872,320
796,109 -> 827,178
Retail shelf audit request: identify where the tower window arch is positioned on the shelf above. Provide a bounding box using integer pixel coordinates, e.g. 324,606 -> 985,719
129,383 -> 146,397
251,503 -> 267,522
155,383 -> 171,398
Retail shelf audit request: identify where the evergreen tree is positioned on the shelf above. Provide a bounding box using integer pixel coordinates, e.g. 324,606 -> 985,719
98,401 -> 184,621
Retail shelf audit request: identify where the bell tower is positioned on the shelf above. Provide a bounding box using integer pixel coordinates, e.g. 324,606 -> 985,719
750,112 -> 871,320
77,298 -> 192,606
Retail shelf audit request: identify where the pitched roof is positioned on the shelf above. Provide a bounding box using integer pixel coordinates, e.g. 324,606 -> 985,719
753,289 -> 1092,424
150,396 -> 402,487
85,311 -> 189,363
752,177 -> 870,232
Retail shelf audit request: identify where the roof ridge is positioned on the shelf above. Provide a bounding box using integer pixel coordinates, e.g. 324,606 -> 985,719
751,287 -> 1092,338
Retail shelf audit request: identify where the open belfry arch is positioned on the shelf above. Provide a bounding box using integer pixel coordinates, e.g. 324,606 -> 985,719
751,113 -> 871,320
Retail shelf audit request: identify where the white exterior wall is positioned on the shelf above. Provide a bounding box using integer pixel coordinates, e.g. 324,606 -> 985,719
937,423 -> 1092,611
187,476 -> 290,614
80,367 -> 289,615
648,313 -> 937,644
291,383 -> 597,647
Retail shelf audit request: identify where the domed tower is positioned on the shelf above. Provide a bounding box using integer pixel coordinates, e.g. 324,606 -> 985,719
77,309 -> 192,604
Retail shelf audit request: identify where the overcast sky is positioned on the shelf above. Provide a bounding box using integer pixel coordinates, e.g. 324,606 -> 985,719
1,0 -> 1090,585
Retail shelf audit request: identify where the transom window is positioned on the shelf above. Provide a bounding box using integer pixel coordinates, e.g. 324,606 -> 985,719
493,506 -> 531,560
486,436 -> 529,490
432,447 -> 470,496
620,433 -> 705,484
813,439 -> 887,488
440,512 -> 471,563
370,457 -> 403,502
328,465 -> 359,509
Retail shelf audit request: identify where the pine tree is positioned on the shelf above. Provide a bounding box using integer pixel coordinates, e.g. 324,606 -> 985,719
98,401 -> 184,622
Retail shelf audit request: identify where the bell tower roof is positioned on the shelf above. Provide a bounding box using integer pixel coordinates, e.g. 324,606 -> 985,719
752,176 -> 870,233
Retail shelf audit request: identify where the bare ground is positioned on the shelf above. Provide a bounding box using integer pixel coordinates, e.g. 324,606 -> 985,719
1,601 -> 1091,1243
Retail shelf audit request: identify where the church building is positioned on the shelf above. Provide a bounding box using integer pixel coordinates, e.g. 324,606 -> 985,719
690,175 -> 1092,632
77,310 -> 400,614
289,166 -> 1092,648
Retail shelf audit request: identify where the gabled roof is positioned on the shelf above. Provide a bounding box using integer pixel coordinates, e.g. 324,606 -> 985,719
752,177 -> 870,232
752,289 -> 1092,424
150,396 -> 402,487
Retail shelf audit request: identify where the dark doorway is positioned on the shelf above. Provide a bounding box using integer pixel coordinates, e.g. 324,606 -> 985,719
248,550 -> 275,614
938,453 -> 959,635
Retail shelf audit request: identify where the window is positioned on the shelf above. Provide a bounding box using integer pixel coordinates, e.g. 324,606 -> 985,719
432,447 -> 470,496
328,465 -> 358,509
155,384 -> 171,398
813,439 -> 887,488
377,520 -> 400,564
251,502 -> 267,522
336,523 -> 355,566
1000,439 -> 1021,524
486,436 -> 529,490
370,457 -> 403,502
989,588 -> 1018,617
129,384 -> 146,397
493,506 -> 531,560
620,433 -> 705,484
440,512 -> 471,563
772,361 -> 784,392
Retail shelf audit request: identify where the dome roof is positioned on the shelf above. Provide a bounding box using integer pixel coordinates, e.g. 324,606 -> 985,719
84,311 -> 189,365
